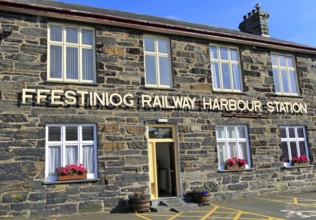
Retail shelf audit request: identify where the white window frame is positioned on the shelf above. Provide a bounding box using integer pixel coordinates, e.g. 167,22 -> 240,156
280,126 -> 309,166
47,23 -> 96,83
209,45 -> 243,92
215,125 -> 251,170
271,53 -> 299,96
45,124 -> 98,181
143,35 -> 173,88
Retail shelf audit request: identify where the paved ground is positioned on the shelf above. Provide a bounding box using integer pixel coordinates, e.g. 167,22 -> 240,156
55,192 -> 316,220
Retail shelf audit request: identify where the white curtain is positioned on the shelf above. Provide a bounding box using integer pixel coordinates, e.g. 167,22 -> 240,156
82,48 -> 93,80
48,146 -> 61,175
66,47 -> 79,80
66,145 -> 78,165
50,45 -> 62,79
83,145 -> 94,173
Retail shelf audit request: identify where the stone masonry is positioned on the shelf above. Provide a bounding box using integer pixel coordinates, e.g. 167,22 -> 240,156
0,9 -> 316,219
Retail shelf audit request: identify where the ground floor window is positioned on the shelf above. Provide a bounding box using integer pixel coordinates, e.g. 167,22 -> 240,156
280,126 -> 309,166
216,125 -> 251,170
45,124 -> 97,181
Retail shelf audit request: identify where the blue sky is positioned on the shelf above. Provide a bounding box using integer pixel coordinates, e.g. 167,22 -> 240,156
61,0 -> 316,47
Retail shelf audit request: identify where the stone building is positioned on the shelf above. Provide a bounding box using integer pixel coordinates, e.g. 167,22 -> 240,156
0,0 -> 316,218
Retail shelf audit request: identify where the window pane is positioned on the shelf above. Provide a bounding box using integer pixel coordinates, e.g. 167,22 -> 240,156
279,56 -> 286,67
66,126 -> 78,141
290,142 -> 298,157
217,143 -> 225,165
228,142 -> 237,158
289,128 -> 295,138
149,127 -> 172,139
239,142 -> 247,161
280,127 -> 286,138
230,49 -> 238,61
83,145 -> 94,173
48,127 -> 61,142
159,56 -> 172,86
232,64 -> 241,90
299,141 -> 307,156
273,69 -> 280,93
220,47 -> 228,60
216,127 -> 225,139
158,39 -> 168,53
211,62 -> 220,89
287,56 -> 294,68
66,47 -> 79,80
210,47 -> 218,59
82,126 -> 94,141
50,25 -> 62,42
281,69 -> 290,93
297,127 -> 304,138
271,55 -> 278,66
281,142 -> 289,161
48,146 -> 61,175
222,63 -> 231,89
289,70 -> 298,94
82,48 -> 94,81
65,145 -> 78,165
50,45 -> 62,79
237,127 -> 245,138
227,127 -> 236,139
145,55 -> 157,85
82,29 -> 93,45
66,27 -> 78,43
144,37 -> 155,52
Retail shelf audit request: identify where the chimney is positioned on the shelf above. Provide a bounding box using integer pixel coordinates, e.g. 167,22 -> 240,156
238,3 -> 270,37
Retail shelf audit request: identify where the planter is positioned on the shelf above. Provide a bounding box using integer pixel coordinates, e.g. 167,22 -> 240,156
293,162 -> 309,167
130,199 -> 151,213
195,194 -> 211,206
226,164 -> 245,170
57,173 -> 87,181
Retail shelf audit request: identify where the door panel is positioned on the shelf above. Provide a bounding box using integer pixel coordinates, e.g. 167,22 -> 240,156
148,141 -> 158,200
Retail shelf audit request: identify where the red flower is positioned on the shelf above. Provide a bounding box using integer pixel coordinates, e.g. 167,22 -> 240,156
56,164 -> 88,176
225,157 -> 247,168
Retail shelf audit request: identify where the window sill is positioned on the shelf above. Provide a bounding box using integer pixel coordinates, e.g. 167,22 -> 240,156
212,90 -> 246,95
141,86 -> 176,91
43,178 -> 100,185
283,165 -> 313,169
218,168 -> 254,173
44,81 -> 98,86
267,93 -> 303,98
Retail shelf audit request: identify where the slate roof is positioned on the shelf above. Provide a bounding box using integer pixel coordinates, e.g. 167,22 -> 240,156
2,0 -> 316,53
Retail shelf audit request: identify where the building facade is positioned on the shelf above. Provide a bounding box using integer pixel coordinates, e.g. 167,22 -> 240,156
0,0 -> 316,218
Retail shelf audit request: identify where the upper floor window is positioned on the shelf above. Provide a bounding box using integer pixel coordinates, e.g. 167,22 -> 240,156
271,54 -> 298,95
280,126 -> 309,166
216,125 -> 251,170
210,46 -> 242,92
48,24 -> 95,83
45,124 -> 98,181
144,36 -> 172,88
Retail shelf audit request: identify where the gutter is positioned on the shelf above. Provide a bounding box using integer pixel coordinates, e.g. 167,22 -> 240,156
1,0 -> 316,54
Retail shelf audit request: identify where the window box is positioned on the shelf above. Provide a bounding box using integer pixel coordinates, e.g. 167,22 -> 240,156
226,164 -> 246,170
57,173 -> 87,181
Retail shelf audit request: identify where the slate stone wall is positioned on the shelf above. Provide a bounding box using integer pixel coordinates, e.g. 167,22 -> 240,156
0,11 -> 316,218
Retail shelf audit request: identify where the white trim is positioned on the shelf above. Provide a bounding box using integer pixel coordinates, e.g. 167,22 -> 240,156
144,35 -> 173,88
47,23 -> 96,84
210,45 -> 243,92
45,124 -> 98,182
271,53 -> 299,96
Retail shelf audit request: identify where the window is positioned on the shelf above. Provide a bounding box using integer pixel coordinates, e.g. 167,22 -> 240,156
45,124 -> 97,181
210,46 -> 242,92
215,125 -> 251,170
271,54 -> 298,95
280,126 -> 309,165
144,36 -> 172,88
48,24 -> 95,83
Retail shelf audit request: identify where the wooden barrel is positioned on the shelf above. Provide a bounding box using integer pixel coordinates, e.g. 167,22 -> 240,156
130,199 -> 151,213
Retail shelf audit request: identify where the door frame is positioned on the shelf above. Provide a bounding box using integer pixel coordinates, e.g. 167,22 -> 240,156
147,124 -> 180,200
